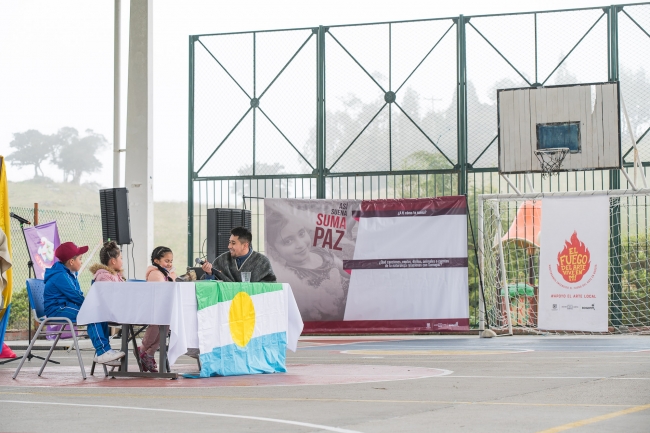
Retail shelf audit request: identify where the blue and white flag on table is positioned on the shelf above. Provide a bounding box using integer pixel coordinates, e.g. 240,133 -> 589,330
194,281 -> 301,377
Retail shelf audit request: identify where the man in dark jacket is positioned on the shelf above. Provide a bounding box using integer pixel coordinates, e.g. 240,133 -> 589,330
44,242 -> 125,365
201,227 -> 276,283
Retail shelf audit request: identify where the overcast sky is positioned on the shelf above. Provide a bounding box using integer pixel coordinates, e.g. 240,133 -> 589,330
0,0 -> 610,201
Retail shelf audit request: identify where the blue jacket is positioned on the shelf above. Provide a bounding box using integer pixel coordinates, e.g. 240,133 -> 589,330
44,261 -> 85,315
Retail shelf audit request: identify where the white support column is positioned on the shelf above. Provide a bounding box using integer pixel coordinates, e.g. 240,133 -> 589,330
113,0 -> 121,188
125,0 -> 153,279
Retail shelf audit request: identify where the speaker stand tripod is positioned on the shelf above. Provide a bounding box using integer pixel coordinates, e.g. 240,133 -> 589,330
0,222 -> 59,366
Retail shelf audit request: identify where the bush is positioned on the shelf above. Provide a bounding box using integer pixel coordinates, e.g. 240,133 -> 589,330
7,288 -> 29,330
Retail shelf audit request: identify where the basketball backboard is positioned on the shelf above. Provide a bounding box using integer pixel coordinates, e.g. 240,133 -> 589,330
497,82 -> 621,174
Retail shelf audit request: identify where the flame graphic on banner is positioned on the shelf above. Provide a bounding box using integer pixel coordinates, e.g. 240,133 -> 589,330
557,231 -> 591,283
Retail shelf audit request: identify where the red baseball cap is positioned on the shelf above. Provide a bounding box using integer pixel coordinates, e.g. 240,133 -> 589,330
55,242 -> 89,263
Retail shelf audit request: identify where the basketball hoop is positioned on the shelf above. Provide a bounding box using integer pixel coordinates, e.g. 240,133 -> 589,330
533,148 -> 570,178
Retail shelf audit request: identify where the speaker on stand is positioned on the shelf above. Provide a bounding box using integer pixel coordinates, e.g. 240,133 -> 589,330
99,188 -> 132,274
206,208 -> 252,263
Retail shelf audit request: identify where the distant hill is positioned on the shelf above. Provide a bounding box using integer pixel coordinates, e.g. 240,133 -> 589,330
7,178 -> 190,268
8,178 -> 103,214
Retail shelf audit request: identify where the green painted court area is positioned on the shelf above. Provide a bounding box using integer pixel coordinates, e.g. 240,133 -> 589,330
1,335 -> 649,433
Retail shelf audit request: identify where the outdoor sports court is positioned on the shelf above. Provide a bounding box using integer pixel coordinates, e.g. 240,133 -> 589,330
1,335 -> 648,432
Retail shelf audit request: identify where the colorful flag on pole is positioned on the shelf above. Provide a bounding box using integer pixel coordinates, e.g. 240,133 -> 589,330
0,156 -> 14,352
195,281 -> 291,377
23,221 -> 60,279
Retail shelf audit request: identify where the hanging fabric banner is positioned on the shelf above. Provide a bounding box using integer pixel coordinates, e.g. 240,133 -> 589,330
538,196 -> 609,332
0,156 -> 13,353
23,221 -> 61,279
265,197 -> 469,333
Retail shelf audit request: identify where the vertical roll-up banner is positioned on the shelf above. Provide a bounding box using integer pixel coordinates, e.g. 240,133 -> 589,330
23,221 -> 61,279
538,197 -> 609,332
265,197 -> 469,333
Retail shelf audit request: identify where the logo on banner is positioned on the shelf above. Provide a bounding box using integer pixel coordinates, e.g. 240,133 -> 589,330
556,231 -> 591,283
24,221 -> 61,279
547,231 -> 598,289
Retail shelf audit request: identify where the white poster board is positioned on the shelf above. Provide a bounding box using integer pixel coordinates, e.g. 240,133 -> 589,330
264,197 -> 469,332
538,197 -> 609,332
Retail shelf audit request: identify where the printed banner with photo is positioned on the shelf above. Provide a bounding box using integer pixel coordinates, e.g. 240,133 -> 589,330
538,197 -> 609,332
264,197 -> 469,333
23,221 -> 60,279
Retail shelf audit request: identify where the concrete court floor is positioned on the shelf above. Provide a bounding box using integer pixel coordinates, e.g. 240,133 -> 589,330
0,335 -> 649,433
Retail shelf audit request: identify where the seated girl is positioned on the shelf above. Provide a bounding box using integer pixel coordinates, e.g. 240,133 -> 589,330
138,246 -> 177,372
89,241 -> 126,282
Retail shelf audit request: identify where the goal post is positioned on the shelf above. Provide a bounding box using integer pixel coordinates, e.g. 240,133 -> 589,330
478,188 -> 650,335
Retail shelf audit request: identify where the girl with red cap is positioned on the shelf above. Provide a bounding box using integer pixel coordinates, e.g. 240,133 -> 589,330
44,241 -> 125,365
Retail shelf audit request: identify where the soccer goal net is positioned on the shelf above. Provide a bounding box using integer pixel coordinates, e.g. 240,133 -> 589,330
478,189 -> 650,335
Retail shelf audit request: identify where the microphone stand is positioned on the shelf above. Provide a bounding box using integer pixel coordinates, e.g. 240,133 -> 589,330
0,221 -> 58,365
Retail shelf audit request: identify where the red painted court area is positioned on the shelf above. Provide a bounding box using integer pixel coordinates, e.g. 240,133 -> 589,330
0,363 -> 449,388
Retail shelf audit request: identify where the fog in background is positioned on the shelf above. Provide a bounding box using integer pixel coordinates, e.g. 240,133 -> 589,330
0,0 -> 613,201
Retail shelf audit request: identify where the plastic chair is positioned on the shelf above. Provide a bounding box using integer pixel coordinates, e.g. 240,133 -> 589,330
13,279 -> 87,379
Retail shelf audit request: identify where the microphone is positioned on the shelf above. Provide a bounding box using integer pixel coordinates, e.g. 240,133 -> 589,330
10,212 -> 31,225
196,258 -> 222,278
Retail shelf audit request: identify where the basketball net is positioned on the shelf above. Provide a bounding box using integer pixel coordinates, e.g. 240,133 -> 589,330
533,148 -> 570,178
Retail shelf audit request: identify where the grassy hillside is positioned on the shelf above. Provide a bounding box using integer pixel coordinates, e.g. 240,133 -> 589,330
8,178 -> 103,214
8,178 -> 190,268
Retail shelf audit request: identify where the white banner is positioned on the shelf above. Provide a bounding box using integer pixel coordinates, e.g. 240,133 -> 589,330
265,197 -> 469,332
538,197 -> 609,332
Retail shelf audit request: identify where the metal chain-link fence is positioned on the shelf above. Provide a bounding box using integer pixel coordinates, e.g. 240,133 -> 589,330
189,3 -> 650,329
7,206 -> 102,330
619,4 -> 650,165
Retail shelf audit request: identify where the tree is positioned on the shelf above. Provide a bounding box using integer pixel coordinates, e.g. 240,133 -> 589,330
53,127 -> 108,184
6,129 -> 55,178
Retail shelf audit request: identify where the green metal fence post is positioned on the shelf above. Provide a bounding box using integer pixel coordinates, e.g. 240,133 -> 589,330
316,26 -> 326,199
607,5 -> 622,327
187,35 -> 196,267
456,15 -> 468,196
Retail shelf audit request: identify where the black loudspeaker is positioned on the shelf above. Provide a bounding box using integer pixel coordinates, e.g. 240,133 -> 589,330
206,208 -> 252,262
99,188 -> 132,245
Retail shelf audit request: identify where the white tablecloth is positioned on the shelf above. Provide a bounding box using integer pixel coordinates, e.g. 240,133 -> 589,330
77,282 -> 302,365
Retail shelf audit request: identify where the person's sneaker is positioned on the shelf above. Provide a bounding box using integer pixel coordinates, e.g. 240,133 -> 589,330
146,353 -> 158,373
105,359 -> 122,367
94,349 -> 125,364
139,346 -> 158,373
138,346 -> 150,372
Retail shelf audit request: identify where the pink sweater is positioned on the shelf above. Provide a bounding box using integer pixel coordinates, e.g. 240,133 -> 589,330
145,265 -> 178,282
89,264 -> 126,282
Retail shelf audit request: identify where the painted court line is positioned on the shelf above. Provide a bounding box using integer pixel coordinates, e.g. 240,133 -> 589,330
445,375 -> 650,380
308,343 -> 650,350
0,391 -> 636,408
0,400 -> 363,433
0,366 -> 453,389
341,349 -> 533,356
536,403 -> 650,432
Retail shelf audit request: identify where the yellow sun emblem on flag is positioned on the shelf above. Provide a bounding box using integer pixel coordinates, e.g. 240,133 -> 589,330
229,292 -> 256,347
